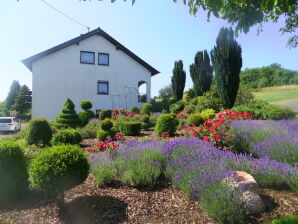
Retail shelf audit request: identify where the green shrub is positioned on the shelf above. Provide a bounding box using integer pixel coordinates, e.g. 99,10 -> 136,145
77,121 -> 100,139
93,165 -> 117,187
52,129 -> 82,145
264,105 -> 296,120
107,127 -> 118,138
187,114 -> 205,126
169,101 -> 185,113
27,118 -> 52,145
266,215 -> 298,224
184,105 -> 195,113
0,140 -> 28,202
141,115 -> 150,123
130,106 -> 140,113
118,121 -> 142,136
99,110 -> 111,120
56,98 -> 81,128
289,174 -> 298,193
200,109 -> 216,120
97,130 -> 108,141
28,145 -> 89,202
141,103 -> 153,115
79,110 -> 95,125
155,114 -> 178,136
50,121 -> 69,130
115,150 -> 165,189
195,91 -> 222,113
100,118 -> 113,131
80,100 -> 92,110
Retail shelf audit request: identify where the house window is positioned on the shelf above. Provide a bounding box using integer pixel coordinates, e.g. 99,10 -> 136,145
97,81 -> 109,94
98,53 -> 109,66
80,51 -> 95,64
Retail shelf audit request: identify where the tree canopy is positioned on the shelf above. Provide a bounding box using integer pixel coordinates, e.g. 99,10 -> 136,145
99,0 -> 297,48
5,80 -> 21,110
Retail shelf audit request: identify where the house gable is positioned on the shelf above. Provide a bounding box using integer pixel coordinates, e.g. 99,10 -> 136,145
22,27 -> 159,76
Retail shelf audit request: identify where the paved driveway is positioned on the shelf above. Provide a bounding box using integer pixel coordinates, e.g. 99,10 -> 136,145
0,123 -> 27,139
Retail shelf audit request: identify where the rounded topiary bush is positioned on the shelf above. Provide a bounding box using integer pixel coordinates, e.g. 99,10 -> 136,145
99,110 -> 111,120
107,127 -> 118,138
100,119 -> 113,131
27,118 -> 52,145
97,129 -> 108,141
187,114 -> 205,126
155,114 -> 177,136
80,100 -> 92,110
141,104 -> 152,115
130,106 -> 140,113
0,140 -> 28,202
28,145 -> 89,203
141,115 -> 150,123
118,121 -> 142,136
52,129 -> 82,145
79,110 -> 95,125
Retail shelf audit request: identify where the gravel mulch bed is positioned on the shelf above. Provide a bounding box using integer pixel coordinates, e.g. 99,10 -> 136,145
1,175 -> 298,224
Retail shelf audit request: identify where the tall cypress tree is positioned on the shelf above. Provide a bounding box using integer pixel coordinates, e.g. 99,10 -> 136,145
13,85 -> 32,113
171,60 -> 186,101
6,80 -> 21,109
190,50 -> 213,96
211,27 -> 242,109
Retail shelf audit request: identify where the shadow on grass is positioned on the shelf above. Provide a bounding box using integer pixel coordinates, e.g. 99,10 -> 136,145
58,195 -> 127,224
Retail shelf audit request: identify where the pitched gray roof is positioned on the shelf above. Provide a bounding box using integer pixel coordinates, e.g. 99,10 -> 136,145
22,27 -> 159,76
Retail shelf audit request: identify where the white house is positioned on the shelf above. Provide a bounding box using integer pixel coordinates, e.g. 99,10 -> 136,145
22,28 -> 159,121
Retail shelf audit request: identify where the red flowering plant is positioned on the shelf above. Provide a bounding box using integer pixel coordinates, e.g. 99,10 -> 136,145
186,110 -> 254,149
162,132 -> 170,139
84,132 -> 126,153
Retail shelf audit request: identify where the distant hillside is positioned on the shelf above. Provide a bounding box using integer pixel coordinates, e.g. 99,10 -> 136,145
240,64 -> 298,89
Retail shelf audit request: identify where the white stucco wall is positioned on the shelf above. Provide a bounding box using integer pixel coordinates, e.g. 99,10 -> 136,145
31,35 -> 152,121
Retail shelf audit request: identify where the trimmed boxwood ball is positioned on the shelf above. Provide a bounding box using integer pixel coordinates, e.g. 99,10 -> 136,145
118,121 -> 142,136
141,103 -> 152,115
52,129 -> 82,145
27,118 -> 52,145
99,110 -> 111,120
28,145 -> 89,200
155,114 -> 178,136
80,100 -> 92,110
97,129 -> 108,141
107,127 -> 118,138
100,118 -> 113,131
0,140 -> 28,202
79,110 -> 95,125
187,114 -> 205,126
130,106 -> 140,113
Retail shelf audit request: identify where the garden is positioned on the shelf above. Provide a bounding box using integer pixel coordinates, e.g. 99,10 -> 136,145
1,28 -> 298,224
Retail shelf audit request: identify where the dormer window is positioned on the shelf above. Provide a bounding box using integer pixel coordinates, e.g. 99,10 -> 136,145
80,51 -> 95,64
98,53 -> 109,66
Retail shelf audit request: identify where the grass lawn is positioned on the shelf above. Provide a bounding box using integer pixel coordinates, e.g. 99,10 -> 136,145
254,85 -> 298,104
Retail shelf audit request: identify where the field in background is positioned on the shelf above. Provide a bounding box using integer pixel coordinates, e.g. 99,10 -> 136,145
254,85 -> 298,114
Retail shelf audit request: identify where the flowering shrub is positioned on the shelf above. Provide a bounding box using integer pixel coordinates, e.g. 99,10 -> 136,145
162,132 -> 169,139
187,110 -> 254,148
230,120 -> 298,163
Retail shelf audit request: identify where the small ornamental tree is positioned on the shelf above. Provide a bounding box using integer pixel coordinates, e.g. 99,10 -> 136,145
190,50 -> 213,96
56,98 -> 81,128
28,145 -> 89,205
79,100 -> 95,125
171,60 -> 186,101
211,27 -> 242,109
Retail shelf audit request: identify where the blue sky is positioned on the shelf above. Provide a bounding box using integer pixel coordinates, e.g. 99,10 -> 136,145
0,0 -> 297,101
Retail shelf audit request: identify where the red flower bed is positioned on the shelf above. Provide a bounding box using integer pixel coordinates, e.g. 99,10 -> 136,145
187,110 -> 254,149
